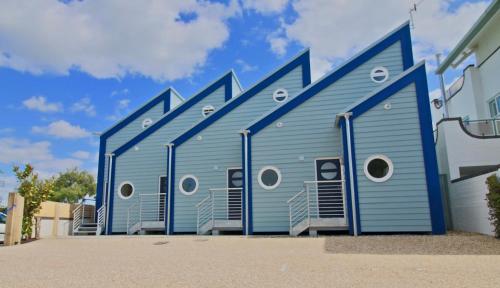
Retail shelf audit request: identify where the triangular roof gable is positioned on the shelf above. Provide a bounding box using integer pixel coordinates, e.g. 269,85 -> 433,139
336,61 -> 426,124
113,71 -> 237,156
336,61 -> 446,234
171,49 -> 311,147
246,22 -> 413,135
101,87 -> 183,139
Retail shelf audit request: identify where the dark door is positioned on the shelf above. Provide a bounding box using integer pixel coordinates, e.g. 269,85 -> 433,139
315,158 -> 343,218
227,168 -> 243,220
159,176 -> 167,221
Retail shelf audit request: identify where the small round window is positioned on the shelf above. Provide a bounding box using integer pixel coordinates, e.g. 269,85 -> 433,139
202,105 -> 215,118
258,166 -> 282,190
118,181 -> 134,199
370,66 -> 389,83
273,89 -> 288,103
363,155 -> 393,182
142,118 -> 153,129
179,175 -> 199,195
231,171 -> 243,187
320,161 -> 338,180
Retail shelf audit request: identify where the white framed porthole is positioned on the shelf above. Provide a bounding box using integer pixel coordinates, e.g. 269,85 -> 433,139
370,66 -> 389,83
142,118 -> 153,129
258,166 -> 282,190
179,175 -> 199,196
118,181 -> 135,199
363,155 -> 394,183
202,105 -> 215,118
273,88 -> 288,103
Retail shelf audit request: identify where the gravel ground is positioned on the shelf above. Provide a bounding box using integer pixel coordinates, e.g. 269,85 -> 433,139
1,235 -> 500,288
325,231 -> 500,255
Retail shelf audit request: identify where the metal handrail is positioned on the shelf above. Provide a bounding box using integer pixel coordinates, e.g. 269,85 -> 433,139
196,188 -> 243,235
72,203 -> 83,235
126,193 -> 166,235
127,202 -> 139,235
288,180 -> 346,236
462,118 -> 500,137
96,205 -> 106,235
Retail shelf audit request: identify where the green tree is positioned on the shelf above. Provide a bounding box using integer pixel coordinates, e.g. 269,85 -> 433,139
13,164 -> 54,239
486,175 -> 500,238
50,168 -> 96,203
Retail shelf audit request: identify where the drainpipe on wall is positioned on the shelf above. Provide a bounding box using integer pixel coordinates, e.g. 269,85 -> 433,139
435,53 -> 449,118
165,143 -> 174,235
104,153 -> 114,235
239,129 -> 250,236
343,113 -> 358,236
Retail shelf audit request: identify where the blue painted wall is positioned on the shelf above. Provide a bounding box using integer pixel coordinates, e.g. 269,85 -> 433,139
109,75 -> 240,233
247,34 -> 408,232
353,83 -> 432,232
171,53 -> 309,232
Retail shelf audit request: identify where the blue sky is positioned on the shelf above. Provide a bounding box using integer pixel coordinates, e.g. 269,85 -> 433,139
0,0 -> 491,202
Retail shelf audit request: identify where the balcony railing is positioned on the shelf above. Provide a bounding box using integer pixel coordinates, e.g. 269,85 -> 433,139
446,75 -> 464,100
462,118 -> 500,137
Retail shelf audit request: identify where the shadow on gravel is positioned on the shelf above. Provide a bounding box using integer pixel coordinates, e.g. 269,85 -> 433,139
324,231 -> 500,255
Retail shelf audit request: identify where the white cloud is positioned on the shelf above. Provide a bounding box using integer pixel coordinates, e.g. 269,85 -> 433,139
0,128 -> 14,134
72,150 -> 90,160
242,0 -> 289,14
0,138 -> 52,163
0,137 -> 85,183
236,59 -> 258,72
32,120 -> 91,139
106,99 -> 131,121
268,36 -> 288,56
71,97 -> 96,116
22,95 -> 63,113
110,88 -> 129,97
272,0 -> 489,80
0,0 -> 240,82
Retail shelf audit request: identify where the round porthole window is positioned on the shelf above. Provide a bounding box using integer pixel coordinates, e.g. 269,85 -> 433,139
202,105 -> 215,118
118,181 -> 134,199
231,171 -> 243,187
258,166 -> 282,190
142,118 -> 153,129
363,155 -> 394,182
179,175 -> 199,195
320,161 -> 338,180
273,88 -> 288,103
370,66 -> 389,83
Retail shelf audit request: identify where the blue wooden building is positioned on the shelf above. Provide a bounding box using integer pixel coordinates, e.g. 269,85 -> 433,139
91,22 -> 445,236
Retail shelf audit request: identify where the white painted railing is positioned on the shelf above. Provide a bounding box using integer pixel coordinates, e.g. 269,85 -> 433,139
196,195 -> 212,235
288,180 -> 346,236
127,193 -> 166,235
196,188 -> 243,235
72,203 -> 83,235
96,205 -> 106,235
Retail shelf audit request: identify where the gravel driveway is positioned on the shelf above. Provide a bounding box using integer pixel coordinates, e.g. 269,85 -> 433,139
1,234 -> 499,288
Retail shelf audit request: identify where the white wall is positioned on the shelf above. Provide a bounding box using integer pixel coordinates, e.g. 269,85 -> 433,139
449,173 -> 495,236
436,119 -> 500,180
446,67 -> 482,120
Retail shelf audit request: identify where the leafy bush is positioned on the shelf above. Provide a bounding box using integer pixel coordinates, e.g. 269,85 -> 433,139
486,175 -> 500,238
13,164 -> 54,239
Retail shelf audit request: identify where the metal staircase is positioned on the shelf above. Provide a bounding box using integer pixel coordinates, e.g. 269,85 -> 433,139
196,188 -> 243,235
127,193 -> 166,235
287,180 -> 348,236
72,199 -> 105,236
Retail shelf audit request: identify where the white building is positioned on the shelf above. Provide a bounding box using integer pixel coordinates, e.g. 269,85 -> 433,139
434,0 -> 499,235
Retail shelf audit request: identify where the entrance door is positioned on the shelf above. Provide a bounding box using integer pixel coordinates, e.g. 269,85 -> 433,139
159,176 -> 167,221
315,158 -> 343,218
227,168 -> 243,220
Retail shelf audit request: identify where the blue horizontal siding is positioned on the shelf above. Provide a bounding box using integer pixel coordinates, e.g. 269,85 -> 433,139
353,84 -> 432,233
